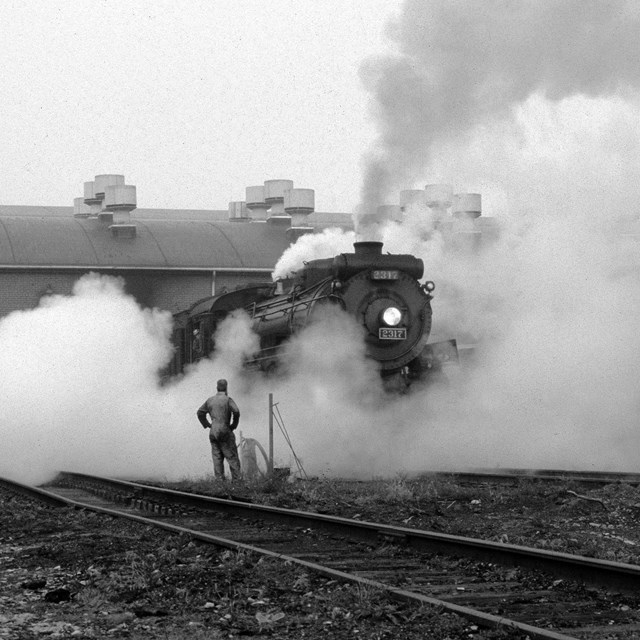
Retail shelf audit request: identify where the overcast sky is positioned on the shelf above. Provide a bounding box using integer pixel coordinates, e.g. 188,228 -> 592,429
0,0 -> 402,212
2,0 -> 639,220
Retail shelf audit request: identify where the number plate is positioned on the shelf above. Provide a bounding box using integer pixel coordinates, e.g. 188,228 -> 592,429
371,270 -> 399,280
379,328 -> 406,340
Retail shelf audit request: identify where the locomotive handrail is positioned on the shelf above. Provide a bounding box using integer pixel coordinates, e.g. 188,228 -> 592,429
253,293 -> 344,323
244,345 -> 282,367
247,277 -> 334,321
252,277 -> 332,312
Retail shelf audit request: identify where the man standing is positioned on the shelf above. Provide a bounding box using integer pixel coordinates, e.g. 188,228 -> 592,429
197,379 -> 242,481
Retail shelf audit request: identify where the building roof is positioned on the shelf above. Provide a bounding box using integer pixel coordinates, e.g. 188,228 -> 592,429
0,204 -> 353,225
0,205 -> 353,271
0,215 -> 294,270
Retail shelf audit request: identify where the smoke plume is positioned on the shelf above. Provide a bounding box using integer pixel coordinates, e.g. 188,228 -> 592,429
358,0 -> 640,213
342,0 -> 640,474
273,227 -> 356,279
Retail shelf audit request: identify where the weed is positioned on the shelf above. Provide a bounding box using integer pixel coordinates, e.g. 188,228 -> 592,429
382,478 -> 415,502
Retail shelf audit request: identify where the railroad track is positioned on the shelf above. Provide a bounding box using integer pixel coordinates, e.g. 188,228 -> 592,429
421,469 -> 640,486
3,472 -> 640,639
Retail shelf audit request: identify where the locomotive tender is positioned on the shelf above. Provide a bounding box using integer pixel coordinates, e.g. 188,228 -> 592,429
168,241 -> 457,389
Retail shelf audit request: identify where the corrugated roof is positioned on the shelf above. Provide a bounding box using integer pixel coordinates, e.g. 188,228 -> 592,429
0,216 -> 293,270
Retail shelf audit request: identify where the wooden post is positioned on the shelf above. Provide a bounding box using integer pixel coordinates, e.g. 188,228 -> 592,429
268,393 -> 274,475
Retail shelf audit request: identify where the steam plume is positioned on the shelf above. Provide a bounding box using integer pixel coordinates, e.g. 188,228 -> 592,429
358,0 -> 640,213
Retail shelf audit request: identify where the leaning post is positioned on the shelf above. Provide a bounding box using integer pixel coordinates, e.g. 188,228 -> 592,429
268,393 -> 274,475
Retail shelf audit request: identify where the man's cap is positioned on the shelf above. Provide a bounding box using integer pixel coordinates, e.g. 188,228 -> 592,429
217,379 -> 228,391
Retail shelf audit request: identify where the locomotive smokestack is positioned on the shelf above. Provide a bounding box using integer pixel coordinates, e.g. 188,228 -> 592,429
353,241 -> 383,257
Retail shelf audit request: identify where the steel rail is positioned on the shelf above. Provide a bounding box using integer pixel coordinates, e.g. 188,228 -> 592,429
0,477 -> 72,507
421,469 -> 640,486
1,474 -> 575,640
56,471 -> 640,594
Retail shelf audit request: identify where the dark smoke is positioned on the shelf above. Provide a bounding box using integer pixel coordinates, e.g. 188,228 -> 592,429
358,0 -> 640,212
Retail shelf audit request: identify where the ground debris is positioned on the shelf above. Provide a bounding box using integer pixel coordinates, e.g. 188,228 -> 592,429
6,475 -> 640,639
566,489 -> 608,510
1,486 -> 527,640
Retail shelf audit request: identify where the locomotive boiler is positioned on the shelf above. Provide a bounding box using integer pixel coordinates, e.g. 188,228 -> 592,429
168,241 -> 457,390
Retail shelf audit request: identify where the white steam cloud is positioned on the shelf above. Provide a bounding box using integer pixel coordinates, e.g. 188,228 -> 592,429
342,0 -> 640,473
0,273 -> 404,484
3,1 -> 640,485
1,275 -> 187,485
0,277 -> 286,485
274,0 -> 640,476
273,227 -> 356,279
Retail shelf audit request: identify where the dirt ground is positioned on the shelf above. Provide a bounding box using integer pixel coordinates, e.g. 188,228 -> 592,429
2,475 -> 639,639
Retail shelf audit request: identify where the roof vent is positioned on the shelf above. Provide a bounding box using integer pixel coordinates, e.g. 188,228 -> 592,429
452,193 -> 482,241
285,188 -> 315,242
425,184 -> 454,229
73,197 -> 92,218
228,201 -> 250,222
96,175 -> 126,224
246,185 -> 269,221
425,184 -> 454,208
109,225 -> 137,239
476,216 -> 500,244
83,181 -> 99,205
264,179 -> 294,220
452,193 -> 482,219
284,188 -> 314,227
105,184 -> 137,237
94,174 -> 125,199
83,182 -> 102,217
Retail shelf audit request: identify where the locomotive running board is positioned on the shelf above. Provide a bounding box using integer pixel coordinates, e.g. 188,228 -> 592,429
423,338 -> 459,364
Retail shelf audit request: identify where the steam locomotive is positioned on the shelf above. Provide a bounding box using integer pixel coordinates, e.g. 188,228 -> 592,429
167,241 -> 457,390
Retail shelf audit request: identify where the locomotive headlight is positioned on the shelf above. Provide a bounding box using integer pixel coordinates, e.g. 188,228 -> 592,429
381,306 -> 402,327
